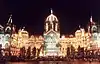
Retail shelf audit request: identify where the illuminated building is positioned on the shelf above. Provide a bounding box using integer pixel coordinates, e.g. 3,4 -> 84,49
1,10 -> 100,57
44,9 -> 60,56
8,11 -> 100,57
1,10 -> 91,57
27,10 -> 98,57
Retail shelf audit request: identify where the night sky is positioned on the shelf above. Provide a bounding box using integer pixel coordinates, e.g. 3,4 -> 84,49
0,0 -> 100,35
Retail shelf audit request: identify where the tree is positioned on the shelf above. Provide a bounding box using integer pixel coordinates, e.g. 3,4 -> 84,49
71,45 -> 75,52
78,45 -> 81,54
40,43 -> 45,55
20,47 -> 26,58
26,46 -> 31,59
67,47 -> 70,57
71,45 -> 75,58
37,49 -> 40,57
32,47 -> 36,58
0,44 -> 2,57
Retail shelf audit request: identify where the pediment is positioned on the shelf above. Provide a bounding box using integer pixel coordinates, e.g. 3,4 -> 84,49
45,29 -> 57,36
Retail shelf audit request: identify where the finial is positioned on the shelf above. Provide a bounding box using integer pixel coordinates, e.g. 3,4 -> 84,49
22,27 -> 25,31
90,12 -> 93,22
79,25 -> 81,29
10,14 -> 12,17
90,15 -> 93,22
9,14 -> 12,20
23,26 -> 25,30
50,8 -> 53,14
23,26 -> 25,29
79,25 -> 80,28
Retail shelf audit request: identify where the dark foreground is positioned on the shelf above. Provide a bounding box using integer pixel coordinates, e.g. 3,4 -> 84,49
1,60 -> 100,64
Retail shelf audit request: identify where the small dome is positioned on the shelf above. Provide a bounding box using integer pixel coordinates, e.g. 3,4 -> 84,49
46,9 -> 58,22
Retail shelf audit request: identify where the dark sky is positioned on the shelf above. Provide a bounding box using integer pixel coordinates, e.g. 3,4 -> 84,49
0,0 -> 100,35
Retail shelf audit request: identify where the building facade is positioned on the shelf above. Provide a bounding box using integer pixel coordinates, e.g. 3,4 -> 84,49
43,9 -> 60,56
9,10 -> 100,57
1,10 -> 100,57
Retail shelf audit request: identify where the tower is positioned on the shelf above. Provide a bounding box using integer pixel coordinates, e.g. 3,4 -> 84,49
4,14 -> 13,48
88,16 -> 98,49
88,16 -> 97,33
44,9 -> 60,56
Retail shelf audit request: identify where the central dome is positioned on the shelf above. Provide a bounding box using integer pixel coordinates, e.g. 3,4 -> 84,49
46,9 -> 58,22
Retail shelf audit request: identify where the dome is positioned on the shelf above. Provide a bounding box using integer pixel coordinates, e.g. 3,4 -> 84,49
46,9 -> 58,22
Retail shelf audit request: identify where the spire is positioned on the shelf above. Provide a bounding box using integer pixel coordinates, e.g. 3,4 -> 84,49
90,15 -> 95,25
79,25 -> 81,29
50,8 -> 53,14
23,26 -> 25,29
12,24 -> 16,34
90,15 -> 93,23
22,26 -> 25,31
7,14 -> 12,26
8,14 -> 12,23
